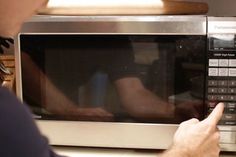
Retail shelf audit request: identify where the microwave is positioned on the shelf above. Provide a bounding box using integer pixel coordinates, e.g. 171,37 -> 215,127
14,15 -> 236,152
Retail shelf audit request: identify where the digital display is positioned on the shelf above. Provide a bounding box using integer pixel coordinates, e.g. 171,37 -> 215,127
212,35 -> 235,49
213,38 -> 235,48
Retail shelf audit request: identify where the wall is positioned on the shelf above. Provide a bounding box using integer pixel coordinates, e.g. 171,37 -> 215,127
175,0 -> 236,16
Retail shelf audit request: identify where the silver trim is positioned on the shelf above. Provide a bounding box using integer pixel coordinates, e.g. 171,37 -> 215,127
14,35 -> 22,100
53,147 -> 236,157
19,15 -> 206,35
37,121 -> 236,151
208,17 -> 236,34
37,121 -> 177,149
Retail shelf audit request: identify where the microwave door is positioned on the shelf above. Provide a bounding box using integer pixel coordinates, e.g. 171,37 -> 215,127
19,34 -> 206,124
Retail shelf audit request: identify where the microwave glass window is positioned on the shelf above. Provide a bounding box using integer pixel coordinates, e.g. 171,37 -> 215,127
20,35 -> 206,124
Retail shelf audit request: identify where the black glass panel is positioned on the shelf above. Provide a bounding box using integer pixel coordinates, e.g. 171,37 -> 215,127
20,35 -> 206,123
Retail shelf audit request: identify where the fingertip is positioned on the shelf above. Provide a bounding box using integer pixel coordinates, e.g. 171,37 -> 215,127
205,102 -> 224,125
218,102 -> 225,109
215,102 -> 225,115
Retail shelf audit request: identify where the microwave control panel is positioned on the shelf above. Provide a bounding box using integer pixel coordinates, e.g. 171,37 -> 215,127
207,34 -> 236,125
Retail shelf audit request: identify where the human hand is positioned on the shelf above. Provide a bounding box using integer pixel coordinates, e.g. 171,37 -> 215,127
52,107 -> 114,122
74,107 -> 114,121
0,37 -> 13,53
171,102 -> 224,157
175,100 -> 203,121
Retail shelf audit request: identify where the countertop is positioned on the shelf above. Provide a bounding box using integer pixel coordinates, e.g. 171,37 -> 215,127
54,147 -> 236,157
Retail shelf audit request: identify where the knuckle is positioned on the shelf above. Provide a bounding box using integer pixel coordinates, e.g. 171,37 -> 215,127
179,121 -> 187,127
191,118 -> 200,123
180,118 -> 199,126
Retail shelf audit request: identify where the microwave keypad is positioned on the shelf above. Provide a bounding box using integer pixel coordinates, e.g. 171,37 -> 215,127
207,57 -> 236,125
207,80 -> 236,125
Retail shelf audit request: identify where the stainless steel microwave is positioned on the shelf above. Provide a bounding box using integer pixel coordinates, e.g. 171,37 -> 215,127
14,15 -> 236,152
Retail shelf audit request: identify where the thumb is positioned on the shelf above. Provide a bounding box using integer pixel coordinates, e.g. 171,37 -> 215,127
203,102 -> 224,126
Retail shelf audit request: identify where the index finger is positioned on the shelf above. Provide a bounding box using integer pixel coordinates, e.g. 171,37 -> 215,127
204,102 -> 224,126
